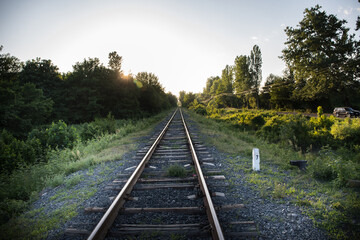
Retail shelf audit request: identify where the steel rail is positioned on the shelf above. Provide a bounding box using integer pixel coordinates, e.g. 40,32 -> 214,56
87,108 -> 178,240
179,108 -> 225,240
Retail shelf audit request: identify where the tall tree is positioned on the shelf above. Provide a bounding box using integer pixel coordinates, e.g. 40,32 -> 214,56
233,55 -> 251,94
108,51 -> 123,75
136,72 -> 163,92
0,48 -> 53,137
136,72 -> 166,113
0,46 -> 21,83
19,58 -> 65,119
217,65 -> 233,94
203,76 -> 219,98
210,77 -> 221,96
281,5 -> 358,110
249,45 -> 262,108
64,58 -> 108,122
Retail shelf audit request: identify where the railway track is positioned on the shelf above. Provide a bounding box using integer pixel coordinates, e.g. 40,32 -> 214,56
66,108 -> 257,239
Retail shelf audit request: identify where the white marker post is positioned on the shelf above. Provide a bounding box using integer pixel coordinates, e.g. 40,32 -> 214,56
252,148 -> 260,171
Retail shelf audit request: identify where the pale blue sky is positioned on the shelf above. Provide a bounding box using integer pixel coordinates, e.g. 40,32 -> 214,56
1,0 -> 359,95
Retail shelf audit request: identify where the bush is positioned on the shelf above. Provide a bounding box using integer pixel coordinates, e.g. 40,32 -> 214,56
0,130 -> 43,173
250,115 -> 266,129
279,115 -> 312,152
29,120 -> 79,150
189,100 -> 207,115
257,115 -> 287,142
93,112 -> 117,135
309,154 -> 338,181
331,119 -> 360,148
79,123 -> 102,142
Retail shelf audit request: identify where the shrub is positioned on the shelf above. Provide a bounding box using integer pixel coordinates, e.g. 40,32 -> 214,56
93,112 -> 117,135
307,147 -> 360,184
79,123 -> 102,142
250,115 -> 265,130
330,119 -> 360,148
0,130 -> 43,173
257,114 -> 312,152
257,115 -> 287,142
279,115 -> 312,152
29,120 -> 79,150
310,115 -> 336,130
189,99 -> 207,115
309,155 -> 338,181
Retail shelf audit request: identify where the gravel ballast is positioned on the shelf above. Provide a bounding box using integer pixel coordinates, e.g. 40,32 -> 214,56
27,110 -> 329,239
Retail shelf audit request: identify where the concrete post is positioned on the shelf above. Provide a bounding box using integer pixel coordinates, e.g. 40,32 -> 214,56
252,148 -> 260,171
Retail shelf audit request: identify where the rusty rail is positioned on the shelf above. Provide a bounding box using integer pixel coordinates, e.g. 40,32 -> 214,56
87,109 -> 178,240
179,108 -> 225,240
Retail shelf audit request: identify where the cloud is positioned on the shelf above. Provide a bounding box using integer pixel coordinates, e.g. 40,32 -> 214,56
338,6 -> 353,16
250,35 -> 270,44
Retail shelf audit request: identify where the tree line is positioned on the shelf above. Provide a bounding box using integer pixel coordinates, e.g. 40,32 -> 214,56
0,49 -> 177,139
180,5 -> 360,112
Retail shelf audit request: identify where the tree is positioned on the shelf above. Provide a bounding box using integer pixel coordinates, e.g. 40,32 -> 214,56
136,72 -> 163,92
0,46 -> 21,83
233,55 -> 251,94
281,5 -> 358,110
19,58 -> 65,120
0,83 -> 53,138
264,74 -> 294,109
64,58 -> 109,122
183,92 -> 196,108
203,76 -> 219,98
178,91 -> 196,108
210,77 -> 221,96
217,65 -> 233,94
108,51 -> 122,74
249,45 -> 262,108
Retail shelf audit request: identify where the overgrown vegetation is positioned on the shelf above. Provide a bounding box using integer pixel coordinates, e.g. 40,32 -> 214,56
0,110 -> 171,236
186,109 -> 360,239
204,107 -> 360,184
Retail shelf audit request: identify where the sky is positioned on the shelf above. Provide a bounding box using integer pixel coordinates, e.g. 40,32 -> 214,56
1,0 -> 359,96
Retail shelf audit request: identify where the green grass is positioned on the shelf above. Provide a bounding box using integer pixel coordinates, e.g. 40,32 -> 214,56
0,109 -> 174,239
166,164 -> 188,178
186,109 -> 360,240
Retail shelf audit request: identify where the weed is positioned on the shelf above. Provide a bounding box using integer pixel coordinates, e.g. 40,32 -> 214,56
166,164 -> 187,178
46,174 -> 65,188
272,182 -> 286,199
64,174 -> 84,188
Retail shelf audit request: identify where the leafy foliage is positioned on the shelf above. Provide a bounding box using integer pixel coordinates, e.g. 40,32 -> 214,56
281,5 -> 359,110
0,47 -> 177,176
0,130 -> 43,173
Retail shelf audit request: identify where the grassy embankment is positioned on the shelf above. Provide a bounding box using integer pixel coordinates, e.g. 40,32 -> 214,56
186,108 -> 360,240
0,109 -> 173,239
